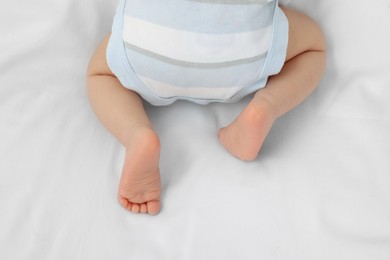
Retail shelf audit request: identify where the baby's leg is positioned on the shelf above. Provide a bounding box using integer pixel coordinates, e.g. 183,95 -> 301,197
87,35 -> 161,215
219,6 -> 327,161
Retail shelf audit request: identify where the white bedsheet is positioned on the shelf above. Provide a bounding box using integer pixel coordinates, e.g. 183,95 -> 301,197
1,0 -> 389,259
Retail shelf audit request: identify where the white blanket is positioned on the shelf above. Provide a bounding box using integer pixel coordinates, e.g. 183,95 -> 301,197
1,0 -> 389,259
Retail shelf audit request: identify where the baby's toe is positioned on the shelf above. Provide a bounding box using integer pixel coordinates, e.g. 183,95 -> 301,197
147,201 -> 160,215
119,197 -> 131,211
140,203 -> 148,214
131,203 -> 140,213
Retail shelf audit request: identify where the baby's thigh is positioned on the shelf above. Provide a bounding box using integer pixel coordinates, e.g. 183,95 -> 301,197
87,34 -> 114,77
280,6 -> 326,62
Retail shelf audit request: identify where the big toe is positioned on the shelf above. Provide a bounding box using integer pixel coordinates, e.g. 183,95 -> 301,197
147,200 -> 161,215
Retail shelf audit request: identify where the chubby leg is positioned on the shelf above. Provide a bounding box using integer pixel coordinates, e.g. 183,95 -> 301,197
87,35 -> 161,215
219,6 -> 327,161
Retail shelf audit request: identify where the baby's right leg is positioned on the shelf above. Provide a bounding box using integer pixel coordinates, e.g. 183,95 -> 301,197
87,35 -> 161,215
219,6 -> 326,161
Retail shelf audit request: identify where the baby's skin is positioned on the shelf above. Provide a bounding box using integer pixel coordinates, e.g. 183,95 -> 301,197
118,94 -> 275,215
87,6 -> 326,215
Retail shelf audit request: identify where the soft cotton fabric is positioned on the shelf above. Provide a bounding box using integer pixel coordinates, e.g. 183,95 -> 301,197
107,0 -> 288,105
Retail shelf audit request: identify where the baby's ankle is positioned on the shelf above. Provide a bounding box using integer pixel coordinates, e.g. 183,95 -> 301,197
124,126 -> 160,153
250,91 -> 281,119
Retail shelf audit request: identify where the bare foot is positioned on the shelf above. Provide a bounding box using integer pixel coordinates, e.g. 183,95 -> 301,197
118,127 -> 161,215
218,100 -> 277,161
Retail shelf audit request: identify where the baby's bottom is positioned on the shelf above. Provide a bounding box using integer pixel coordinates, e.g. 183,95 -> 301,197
86,6 -> 326,215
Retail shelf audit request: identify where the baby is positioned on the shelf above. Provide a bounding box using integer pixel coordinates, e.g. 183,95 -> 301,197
87,0 -> 326,215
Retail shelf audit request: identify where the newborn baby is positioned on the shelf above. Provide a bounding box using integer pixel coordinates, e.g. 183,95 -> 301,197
87,0 -> 326,215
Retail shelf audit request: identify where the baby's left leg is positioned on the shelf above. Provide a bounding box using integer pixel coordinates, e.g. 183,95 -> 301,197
87,35 -> 161,215
219,6 -> 326,161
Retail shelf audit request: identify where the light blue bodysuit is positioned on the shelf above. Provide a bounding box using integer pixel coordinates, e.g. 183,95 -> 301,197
107,0 -> 289,106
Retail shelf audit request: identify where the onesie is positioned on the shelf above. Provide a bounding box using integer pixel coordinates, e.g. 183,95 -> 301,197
107,0 -> 289,106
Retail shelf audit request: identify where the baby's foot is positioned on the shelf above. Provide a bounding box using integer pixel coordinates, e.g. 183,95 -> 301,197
218,101 -> 276,161
118,127 -> 161,215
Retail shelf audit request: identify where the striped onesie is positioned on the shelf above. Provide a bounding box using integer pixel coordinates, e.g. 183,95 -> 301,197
107,0 -> 289,106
